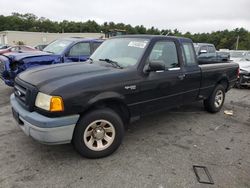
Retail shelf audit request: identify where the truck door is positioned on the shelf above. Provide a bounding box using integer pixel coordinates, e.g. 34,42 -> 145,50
181,42 -> 201,103
64,42 -> 91,62
138,40 -> 186,114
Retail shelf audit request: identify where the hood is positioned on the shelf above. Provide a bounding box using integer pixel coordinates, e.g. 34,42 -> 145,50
18,62 -> 118,93
0,49 -> 9,55
231,58 -> 242,62
238,61 -> 250,72
2,51 -> 52,61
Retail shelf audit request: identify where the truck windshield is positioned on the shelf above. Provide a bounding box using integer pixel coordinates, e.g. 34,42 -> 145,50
91,38 -> 149,68
43,39 -> 72,55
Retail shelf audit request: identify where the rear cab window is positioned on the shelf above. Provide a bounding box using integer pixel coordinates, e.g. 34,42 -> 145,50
182,43 -> 197,66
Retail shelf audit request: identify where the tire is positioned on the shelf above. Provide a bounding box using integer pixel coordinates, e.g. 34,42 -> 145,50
204,84 -> 225,113
73,108 -> 124,158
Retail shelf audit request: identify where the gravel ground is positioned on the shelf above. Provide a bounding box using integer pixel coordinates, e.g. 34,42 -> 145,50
0,81 -> 249,188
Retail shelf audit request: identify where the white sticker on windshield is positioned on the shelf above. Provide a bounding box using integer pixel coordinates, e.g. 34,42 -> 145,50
58,43 -> 67,47
128,41 -> 147,48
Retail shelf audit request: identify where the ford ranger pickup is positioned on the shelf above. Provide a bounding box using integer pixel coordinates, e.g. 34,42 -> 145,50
10,35 -> 239,158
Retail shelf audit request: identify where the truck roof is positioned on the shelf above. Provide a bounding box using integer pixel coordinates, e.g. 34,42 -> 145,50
112,35 -> 193,43
60,37 -> 104,43
194,43 -> 215,47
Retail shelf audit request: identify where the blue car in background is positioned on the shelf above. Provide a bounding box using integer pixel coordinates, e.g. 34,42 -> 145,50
0,38 -> 103,86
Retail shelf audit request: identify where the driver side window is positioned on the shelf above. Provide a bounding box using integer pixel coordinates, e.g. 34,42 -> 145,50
148,41 -> 179,69
69,42 -> 90,56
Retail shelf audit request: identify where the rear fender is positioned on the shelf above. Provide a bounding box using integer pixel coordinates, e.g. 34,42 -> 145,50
215,74 -> 229,91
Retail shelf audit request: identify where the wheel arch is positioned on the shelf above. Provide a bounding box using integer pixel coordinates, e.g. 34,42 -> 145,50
217,76 -> 229,92
81,92 -> 130,125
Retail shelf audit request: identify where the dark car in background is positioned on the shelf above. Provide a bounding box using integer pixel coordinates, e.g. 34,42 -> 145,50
0,38 -> 103,86
194,43 -> 230,64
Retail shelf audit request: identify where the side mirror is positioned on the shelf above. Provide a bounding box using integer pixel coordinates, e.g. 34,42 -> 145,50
147,60 -> 165,72
199,49 -> 207,54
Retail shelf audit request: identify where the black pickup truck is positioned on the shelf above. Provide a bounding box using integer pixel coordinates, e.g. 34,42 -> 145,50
11,35 -> 239,158
194,43 -> 230,64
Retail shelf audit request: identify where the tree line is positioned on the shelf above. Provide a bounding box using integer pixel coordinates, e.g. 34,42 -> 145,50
0,13 -> 250,50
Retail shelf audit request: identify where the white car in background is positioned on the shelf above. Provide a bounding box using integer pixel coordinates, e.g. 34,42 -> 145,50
232,53 -> 250,88
230,50 -> 249,62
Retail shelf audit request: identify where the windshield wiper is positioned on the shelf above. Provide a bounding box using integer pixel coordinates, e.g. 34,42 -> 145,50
43,50 -> 54,54
99,58 -> 123,69
87,58 -> 93,64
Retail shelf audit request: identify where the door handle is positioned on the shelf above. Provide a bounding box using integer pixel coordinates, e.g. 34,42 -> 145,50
178,74 -> 186,80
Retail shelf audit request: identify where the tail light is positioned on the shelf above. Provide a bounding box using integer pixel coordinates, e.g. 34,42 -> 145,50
237,67 -> 240,78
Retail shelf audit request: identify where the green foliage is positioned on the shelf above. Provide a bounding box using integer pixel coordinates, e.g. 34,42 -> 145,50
16,41 -> 25,45
0,13 -> 249,50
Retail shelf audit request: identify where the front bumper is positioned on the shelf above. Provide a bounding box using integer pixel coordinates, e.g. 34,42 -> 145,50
10,94 -> 80,144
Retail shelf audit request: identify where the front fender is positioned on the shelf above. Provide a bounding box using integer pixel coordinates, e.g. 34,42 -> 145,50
22,55 -> 62,70
87,92 -> 126,106
87,91 -> 125,108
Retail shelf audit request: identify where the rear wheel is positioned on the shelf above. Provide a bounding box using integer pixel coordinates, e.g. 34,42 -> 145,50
73,108 -> 124,158
204,84 -> 225,113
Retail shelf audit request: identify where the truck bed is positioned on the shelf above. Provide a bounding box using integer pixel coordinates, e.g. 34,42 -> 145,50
199,62 -> 239,99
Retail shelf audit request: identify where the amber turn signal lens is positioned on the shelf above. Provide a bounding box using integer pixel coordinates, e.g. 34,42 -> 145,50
50,96 -> 64,112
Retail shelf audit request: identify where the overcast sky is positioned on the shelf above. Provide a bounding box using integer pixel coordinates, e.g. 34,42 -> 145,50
1,0 -> 250,33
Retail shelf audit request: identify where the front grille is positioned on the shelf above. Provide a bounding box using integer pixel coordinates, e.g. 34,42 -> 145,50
14,78 -> 38,112
0,60 -> 4,79
14,84 -> 27,103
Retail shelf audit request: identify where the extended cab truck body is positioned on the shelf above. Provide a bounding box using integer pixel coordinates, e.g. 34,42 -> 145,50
0,38 -> 103,86
11,35 -> 239,158
194,43 -> 230,64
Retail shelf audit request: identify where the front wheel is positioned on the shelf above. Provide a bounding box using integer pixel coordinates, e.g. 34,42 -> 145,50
73,108 -> 124,158
204,84 -> 225,113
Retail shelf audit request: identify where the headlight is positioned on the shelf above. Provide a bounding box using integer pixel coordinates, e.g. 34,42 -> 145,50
35,92 -> 64,112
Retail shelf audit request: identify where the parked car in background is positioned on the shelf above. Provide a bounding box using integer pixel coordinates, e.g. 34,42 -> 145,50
10,35 -> 238,158
233,54 -> 250,88
0,45 -> 38,55
194,43 -> 230,64
229,50 -> 249,62
0,38 -> 104,86
34,44 -> 48,51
